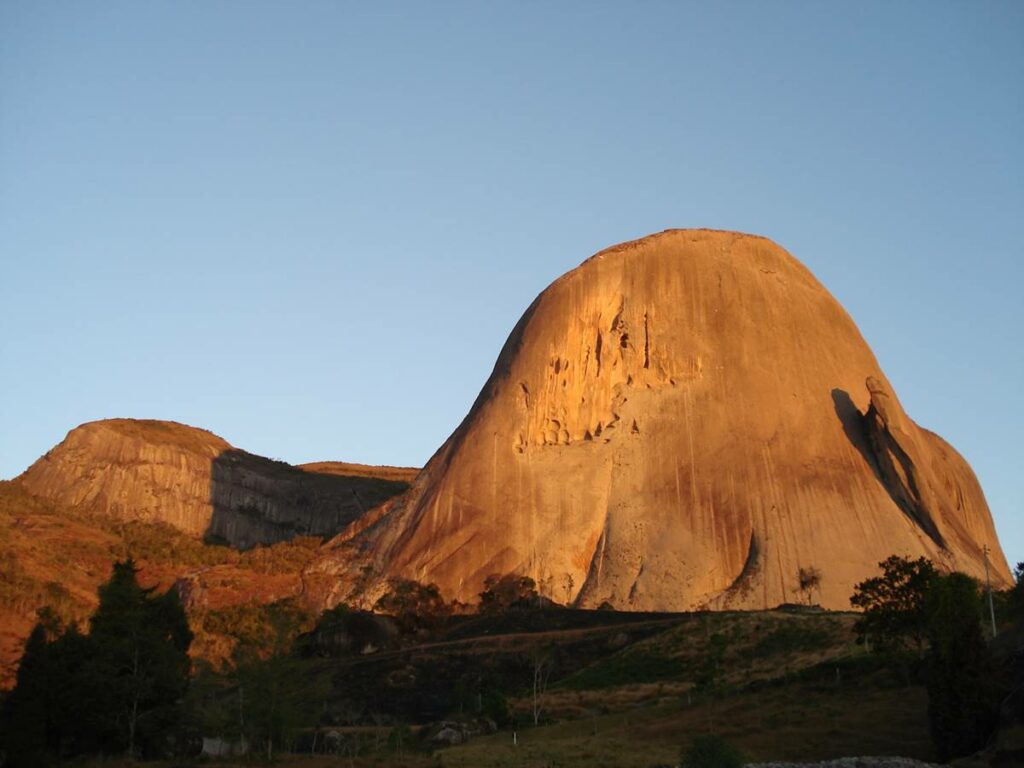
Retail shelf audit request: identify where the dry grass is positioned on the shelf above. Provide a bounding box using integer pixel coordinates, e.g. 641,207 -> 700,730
299,461 -> 420,483
97,417 -> 231,453
441,673 -> 931,767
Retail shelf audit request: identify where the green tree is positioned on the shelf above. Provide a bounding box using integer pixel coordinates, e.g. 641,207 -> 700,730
231,605 -> 327,760
182,660 -> 236,751
88,559 -> 193,758
924,572 -> 997,761
850,555 -> 938,656
1008,561 -> 1024,620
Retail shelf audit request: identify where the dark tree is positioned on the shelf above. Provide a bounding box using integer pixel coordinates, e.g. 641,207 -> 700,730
87,559 -> 193,758
1,561 -> 191,764
1009,561 -> 1024,620
0,624 -> 51,766
230,607 -> 328,761
478,573 -> 539,613
851,555 -> 938,656
44,623 -> 101,758
924,572 -> 997,761
1,612 -> 102,765
374,577 -> 449,633
796,566 -> 822,605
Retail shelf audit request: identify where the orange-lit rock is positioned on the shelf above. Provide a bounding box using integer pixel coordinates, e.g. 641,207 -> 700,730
352,229 -> 1010,610
17,419 -> 414,548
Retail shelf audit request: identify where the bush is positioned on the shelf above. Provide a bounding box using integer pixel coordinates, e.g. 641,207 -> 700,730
680,734 -> 745,768
478,573 -> 539,612
374,577 -> 450,634
481,689 -> 510,726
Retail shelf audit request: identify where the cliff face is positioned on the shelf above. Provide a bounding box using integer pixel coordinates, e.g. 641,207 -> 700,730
17,419 -> 414,548
351,229 -> 1010,611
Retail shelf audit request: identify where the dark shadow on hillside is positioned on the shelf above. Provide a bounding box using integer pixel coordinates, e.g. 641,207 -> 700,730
831,388 -> 883,482
831,387 -> 946,548
206,449 -> 411,549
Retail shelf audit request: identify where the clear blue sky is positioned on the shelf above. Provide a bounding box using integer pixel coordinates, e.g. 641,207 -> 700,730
2,2 -> 1021,567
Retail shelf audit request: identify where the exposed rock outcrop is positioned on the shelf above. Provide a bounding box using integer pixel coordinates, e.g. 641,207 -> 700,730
338,229 -> 1010,611
17,419 -> 416,548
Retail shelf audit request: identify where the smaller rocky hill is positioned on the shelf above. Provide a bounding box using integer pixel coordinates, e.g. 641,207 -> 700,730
0,478 -> 341,688
16,419 -> 417,548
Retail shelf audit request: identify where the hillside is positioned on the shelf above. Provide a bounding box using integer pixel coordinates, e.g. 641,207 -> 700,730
1,479 -> 331,688
208,607 -> 935,766
16,419 -> 416,548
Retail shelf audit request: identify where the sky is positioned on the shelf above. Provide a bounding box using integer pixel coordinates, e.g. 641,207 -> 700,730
1,2 -> 1021,567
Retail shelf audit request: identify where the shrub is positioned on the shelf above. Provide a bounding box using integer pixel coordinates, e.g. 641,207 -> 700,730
374,577 -> 450,633
478,573 -> 539,612
680,733 -> 745,768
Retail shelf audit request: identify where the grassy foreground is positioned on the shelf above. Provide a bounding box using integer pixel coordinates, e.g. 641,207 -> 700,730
78,610 -> 932,768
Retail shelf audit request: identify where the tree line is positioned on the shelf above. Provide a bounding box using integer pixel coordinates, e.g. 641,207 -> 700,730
851,554 -> 1024,762
0,560 -> 192,765
0,566 -> 548,765
1,554 -> 1021,765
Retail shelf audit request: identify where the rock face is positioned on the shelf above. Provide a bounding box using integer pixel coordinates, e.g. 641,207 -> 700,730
354,229 -> 1010,611
17,419 -> 414,548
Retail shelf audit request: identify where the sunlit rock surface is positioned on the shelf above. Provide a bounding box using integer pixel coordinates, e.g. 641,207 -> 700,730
17,419 -> 414,548
348,229 -> 1010,610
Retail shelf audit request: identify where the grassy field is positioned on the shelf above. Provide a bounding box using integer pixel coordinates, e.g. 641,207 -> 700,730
221,610 -> 927,768
80,670 -> 930,768
440,665 -> 930,767
47,589 -> 933,767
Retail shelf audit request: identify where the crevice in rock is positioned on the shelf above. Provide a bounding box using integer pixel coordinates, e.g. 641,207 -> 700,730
734,531 -> 759,590
714,531 -> 760,606
628,560 -> 645,603
576,525 -> 609,606
643,312 -> 650,369
609,306 -> 624,333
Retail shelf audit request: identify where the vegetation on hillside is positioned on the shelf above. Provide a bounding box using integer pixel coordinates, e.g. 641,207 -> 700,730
3,479 -> 1023,768
851,554 -> 1020,762
0,480 -> 327,686
0,561 -> 192,765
